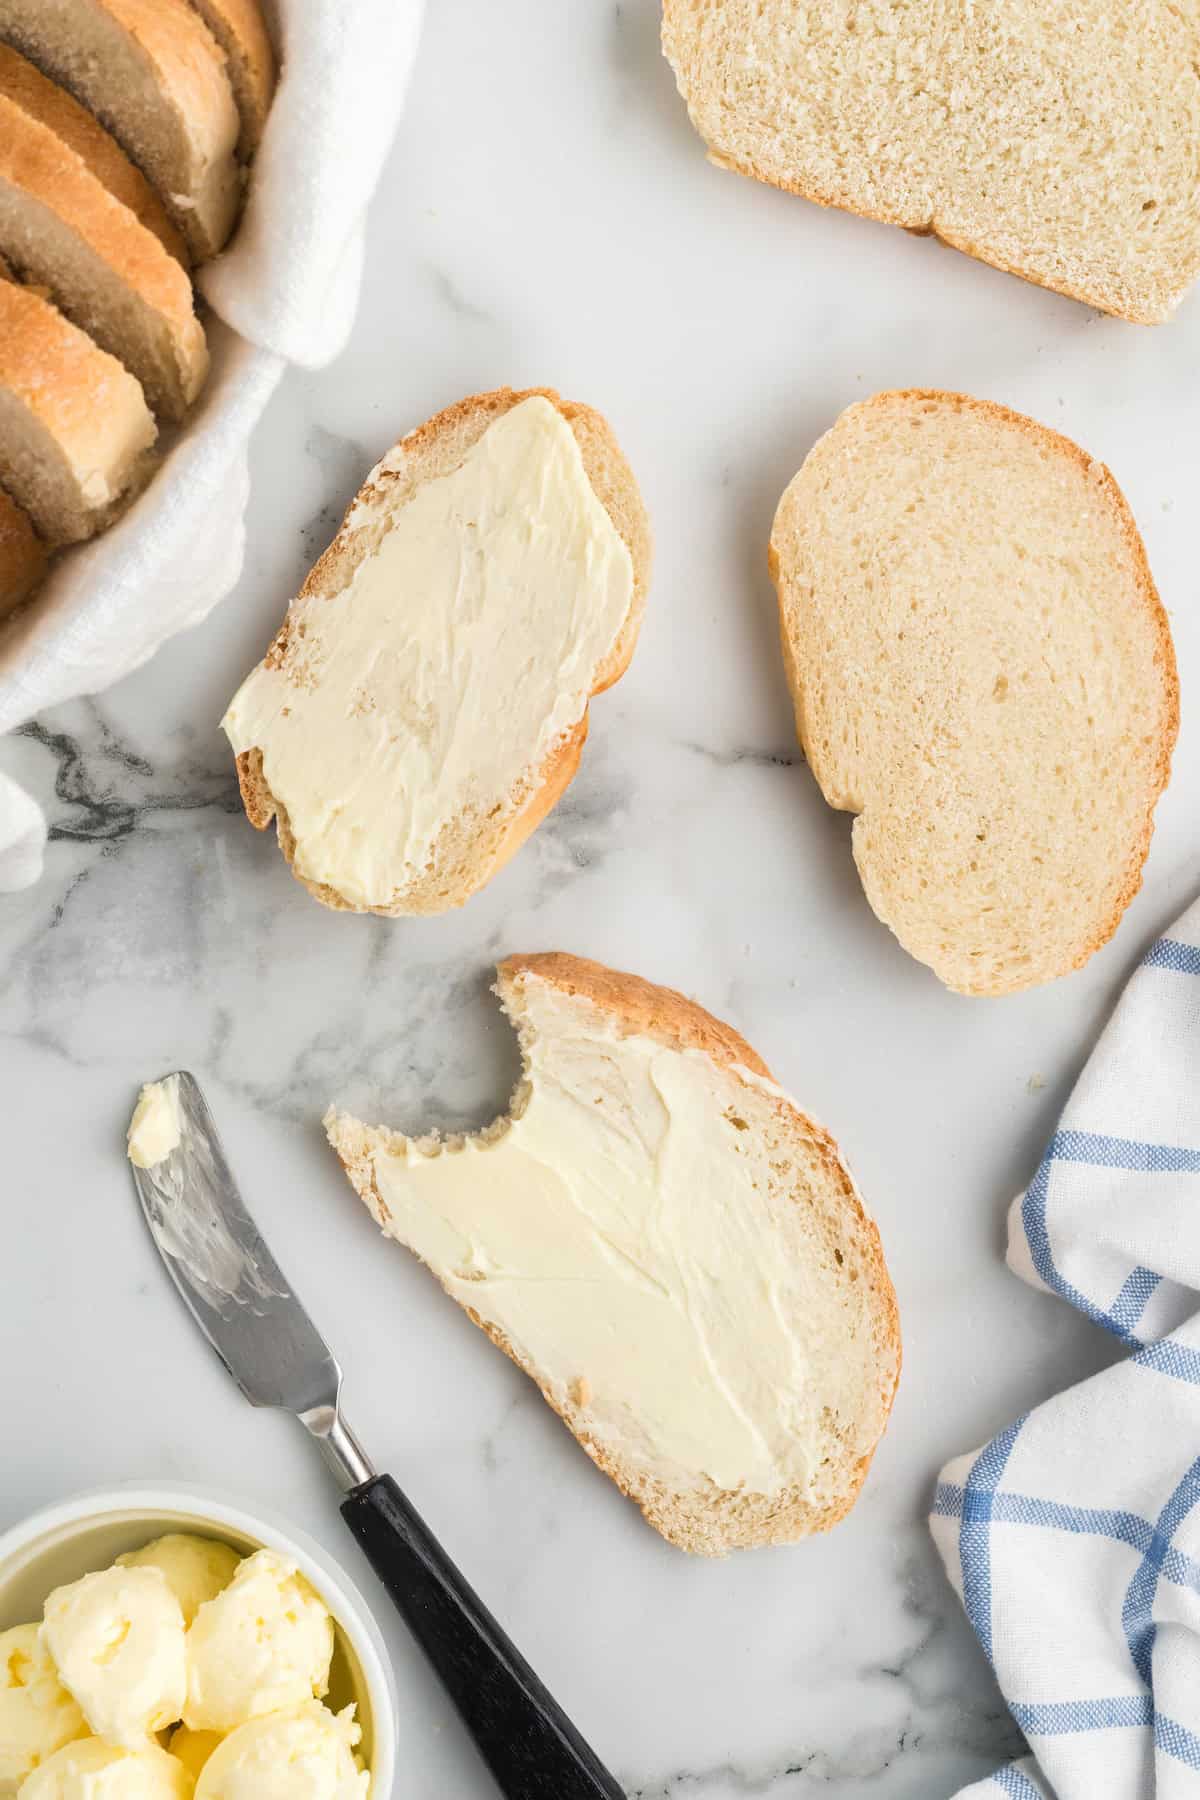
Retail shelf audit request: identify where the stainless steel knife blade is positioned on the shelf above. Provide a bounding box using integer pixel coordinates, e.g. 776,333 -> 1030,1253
130,1072 -> 372,1487
130,1074 -> 628,1797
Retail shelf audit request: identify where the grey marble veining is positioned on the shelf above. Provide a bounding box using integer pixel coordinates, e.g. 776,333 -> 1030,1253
3,0 -> 1200,1794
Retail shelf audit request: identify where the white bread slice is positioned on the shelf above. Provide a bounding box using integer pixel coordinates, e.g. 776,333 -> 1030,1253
0,0 -> 240,262
225,388 -> 652,917
662,0 -> 1200,324
0,485 -> 45,616
771,391 -> 1178,997
0,273 -> 156,543
0,43 -> 186,264
184,0 -> 275,156
327,953 -> 901,1556
0,95 -> 208,421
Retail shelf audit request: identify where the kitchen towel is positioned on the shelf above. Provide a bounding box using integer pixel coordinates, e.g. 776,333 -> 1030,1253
932,896 -> 1200,1799
0,0 -> 425,889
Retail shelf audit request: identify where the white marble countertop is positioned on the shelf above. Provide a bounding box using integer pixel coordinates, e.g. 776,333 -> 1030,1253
3,3 -> 1199,1795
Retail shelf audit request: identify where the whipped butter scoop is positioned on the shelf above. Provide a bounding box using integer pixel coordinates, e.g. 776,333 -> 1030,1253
40,1565 -> 187,1750
19,1738 -> 193,1798
0,1624 -> 86,1789
1,1532 -> 370,1799
184,1551 -> 333,1735
194,1700 -> 367,1800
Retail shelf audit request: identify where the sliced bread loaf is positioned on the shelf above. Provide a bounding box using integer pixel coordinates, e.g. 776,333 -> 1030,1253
662,0 -> 1200,323
0,486 -> 45,616
327,953 -> 901,1555
0,43 -> 186,263
0,95 -> 208,420
224,388 -> 651,916
770,391 -> 1179,996
0,273 -> 156,543
184,0 -> 275,156
0,0 -> 241,261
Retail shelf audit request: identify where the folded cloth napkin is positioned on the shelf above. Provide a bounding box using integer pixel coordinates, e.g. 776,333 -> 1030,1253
932,897 -> 1200,1800
0,0 -> 425,888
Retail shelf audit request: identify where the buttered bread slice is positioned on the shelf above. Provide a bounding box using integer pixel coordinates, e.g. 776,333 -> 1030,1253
224,389 -> 651,916
771,391 -> 1178,996
326,954 -> 900,1556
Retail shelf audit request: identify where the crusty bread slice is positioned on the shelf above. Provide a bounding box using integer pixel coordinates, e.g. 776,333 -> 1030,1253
0,485 -> 46,616
184,0 -> 275,156
0,273 -> 156,544
0,96 -> 207,420
0,43 -> 186,263
225,388 -> 651,917
771,391 -> 1178,997
327,953 -> 900,1556
0,0 -> 240,261
662,0 -> 1200,324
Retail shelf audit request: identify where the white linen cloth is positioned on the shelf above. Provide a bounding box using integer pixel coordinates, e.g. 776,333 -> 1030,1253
932,897 -> 1200,1799
0,0 -> 425,887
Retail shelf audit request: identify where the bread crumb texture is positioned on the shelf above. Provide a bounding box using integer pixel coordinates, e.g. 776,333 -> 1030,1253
771,391 -> 1178,996
663,0 -> 1200,321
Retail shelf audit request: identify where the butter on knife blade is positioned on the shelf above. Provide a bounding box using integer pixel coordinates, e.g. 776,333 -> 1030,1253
127,1077 -> 182,1169
125,1070 -> 626,1798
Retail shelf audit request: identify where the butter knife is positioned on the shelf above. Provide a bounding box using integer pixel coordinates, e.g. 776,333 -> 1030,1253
130,1071 -> 624,1800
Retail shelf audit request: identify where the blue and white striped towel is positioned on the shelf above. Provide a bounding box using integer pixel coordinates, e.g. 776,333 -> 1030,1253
931,897 -> 1200,1800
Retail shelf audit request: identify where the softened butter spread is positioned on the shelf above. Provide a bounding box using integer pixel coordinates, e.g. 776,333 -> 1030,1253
40,1566 -> 187,1749
221,396 -> 633,909
127,1078 -> 181,1169
349,982 -> 874,1499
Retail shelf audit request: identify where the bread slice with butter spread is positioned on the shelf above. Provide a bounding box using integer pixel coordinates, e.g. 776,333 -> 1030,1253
224,389 -> 651,916
326,953 -> 900,1556
771,390 -> 1178,996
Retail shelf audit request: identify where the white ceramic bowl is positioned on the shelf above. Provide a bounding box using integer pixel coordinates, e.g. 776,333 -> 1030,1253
0,1484 -> 397,1795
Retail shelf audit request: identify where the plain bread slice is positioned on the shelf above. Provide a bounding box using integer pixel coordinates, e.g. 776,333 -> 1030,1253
0,0 -> 241,261
0,485 -> 46,616
0,95 -> 207,420
770,390 -> 1178,995
0,42 -> 186,263
183,0 -> 275,155
0,273 -> 156,543
662,0 -> 1200,323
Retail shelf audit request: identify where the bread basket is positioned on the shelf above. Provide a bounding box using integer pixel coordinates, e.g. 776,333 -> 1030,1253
0,0 -> 425,889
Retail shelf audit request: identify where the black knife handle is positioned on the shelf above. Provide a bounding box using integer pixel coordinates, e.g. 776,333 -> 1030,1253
342,1473 -> 624,1799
